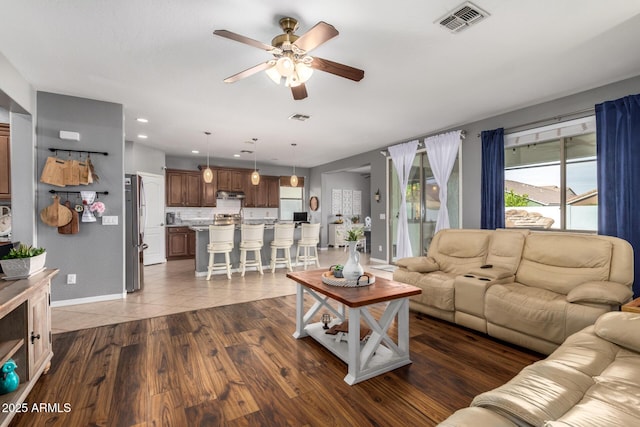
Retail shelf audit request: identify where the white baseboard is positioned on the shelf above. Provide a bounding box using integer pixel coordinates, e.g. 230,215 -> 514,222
52,292 -> 125,307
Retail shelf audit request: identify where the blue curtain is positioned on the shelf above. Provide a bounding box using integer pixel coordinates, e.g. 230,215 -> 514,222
481,128 -> 505,229
596,94 -> 640,297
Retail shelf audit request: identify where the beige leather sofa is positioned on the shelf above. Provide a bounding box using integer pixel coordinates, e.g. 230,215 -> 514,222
394,229 -> 634,354
439,311 -> 640,426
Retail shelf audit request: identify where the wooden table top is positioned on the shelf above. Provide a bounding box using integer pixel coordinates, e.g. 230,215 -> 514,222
287,269 -> 421,308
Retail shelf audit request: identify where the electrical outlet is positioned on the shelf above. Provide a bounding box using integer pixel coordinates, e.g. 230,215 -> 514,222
378,245 -> 382,252
102,215 -> 118,225
67,274 -> 76,285
379,213 -> 386,220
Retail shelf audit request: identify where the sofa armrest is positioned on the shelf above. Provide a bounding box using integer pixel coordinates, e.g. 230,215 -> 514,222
566,281 -> 633,305
396,256 -> 440,273
466,266 -> 513,280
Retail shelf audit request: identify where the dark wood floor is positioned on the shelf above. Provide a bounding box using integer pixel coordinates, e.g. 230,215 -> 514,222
12,295 -> 541,426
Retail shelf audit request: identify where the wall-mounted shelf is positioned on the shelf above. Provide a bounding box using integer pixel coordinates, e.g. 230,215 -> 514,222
48,148 -> 109,156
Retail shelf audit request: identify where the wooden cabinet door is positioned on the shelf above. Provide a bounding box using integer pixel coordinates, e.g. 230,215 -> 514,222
185,174 -> 201,206
28,284 -> 51,380
231,171 -> 244,191
167,228 -> 189,258
0,125 -> 11,200
201,175 -> 217,207
244,173 -> 257,207
255,179 -> 268,207
267,177 -> 280,208
166,171 -> 185,206
217,169 -> 231,190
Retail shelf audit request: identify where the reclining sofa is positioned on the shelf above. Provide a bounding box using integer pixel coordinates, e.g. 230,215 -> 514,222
439,311 -> 640,426
394,229 -> 634,354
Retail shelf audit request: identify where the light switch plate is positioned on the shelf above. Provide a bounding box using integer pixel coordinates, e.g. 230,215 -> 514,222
379,213 -> 386,220
102,216 -> 118,225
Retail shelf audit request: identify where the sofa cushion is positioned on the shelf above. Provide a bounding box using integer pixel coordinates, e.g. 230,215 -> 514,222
566,281 -> 633,305
516,234 -> 612,295
471,361 -> 595,426
431,230 -> 490,274
414,272 -> 456,311
594,312 -> 640,353
486,283 -> 568,344
485,229 -> 528,274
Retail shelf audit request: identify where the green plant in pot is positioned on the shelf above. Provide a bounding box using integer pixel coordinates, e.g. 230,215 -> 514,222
0,244 -> 47,278
331,264 -> 344,278
342,226 -> 365,280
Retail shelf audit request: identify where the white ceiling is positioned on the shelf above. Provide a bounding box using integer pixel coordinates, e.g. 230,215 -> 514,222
1,1 -> 639,168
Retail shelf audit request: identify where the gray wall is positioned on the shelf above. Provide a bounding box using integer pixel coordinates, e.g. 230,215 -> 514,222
320,171 -> 371,246
310,74 -> 640,262
36,92 -> 124,302
10,112 -> 36,244
125,140 -> 166,175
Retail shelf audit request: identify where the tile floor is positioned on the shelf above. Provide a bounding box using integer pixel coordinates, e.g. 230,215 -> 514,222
51,248 -> 394,333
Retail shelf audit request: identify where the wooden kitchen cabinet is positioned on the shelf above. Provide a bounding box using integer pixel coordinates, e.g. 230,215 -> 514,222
244,175 -> 279,208
166,227 -> 196,259
201,173 -> 217,207
166,169 -> 201,207
0,124 -> 10,200
217,169 -> 245,192
0,269 -> 56,427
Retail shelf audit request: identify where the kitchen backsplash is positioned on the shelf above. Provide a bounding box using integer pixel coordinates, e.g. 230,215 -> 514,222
166,199 -> 279,222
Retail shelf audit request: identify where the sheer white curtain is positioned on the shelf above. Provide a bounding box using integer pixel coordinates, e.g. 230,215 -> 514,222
389,140 -> 419,259
425,130 -> 462,233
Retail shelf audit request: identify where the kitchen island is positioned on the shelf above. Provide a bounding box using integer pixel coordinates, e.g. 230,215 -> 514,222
190,224 -> 303,276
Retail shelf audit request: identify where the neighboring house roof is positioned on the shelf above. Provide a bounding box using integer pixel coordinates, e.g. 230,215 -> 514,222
567,189 -> 598,206
505,180 -> 577,206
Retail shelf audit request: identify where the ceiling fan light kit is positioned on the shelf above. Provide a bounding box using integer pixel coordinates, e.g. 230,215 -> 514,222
214,16 -> 364,100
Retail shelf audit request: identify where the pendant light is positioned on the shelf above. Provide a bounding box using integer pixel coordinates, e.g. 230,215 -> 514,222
290,143 -> 298,187
251,137 -> 260,185
202,131 -> 213,183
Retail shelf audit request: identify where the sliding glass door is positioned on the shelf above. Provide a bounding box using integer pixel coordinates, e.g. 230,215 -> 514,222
389,151 -> 459,260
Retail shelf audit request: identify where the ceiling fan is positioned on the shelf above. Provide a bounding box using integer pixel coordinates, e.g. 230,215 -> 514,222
213,17 -> 365,100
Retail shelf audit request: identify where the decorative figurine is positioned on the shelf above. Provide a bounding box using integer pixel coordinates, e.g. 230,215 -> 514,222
0,359 -> 19,395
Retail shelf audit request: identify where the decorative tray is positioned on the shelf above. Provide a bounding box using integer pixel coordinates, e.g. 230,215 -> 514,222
321,271 -> 375,287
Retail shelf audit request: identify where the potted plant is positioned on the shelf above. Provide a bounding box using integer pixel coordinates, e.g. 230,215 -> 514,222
0,244 -> 47,278
342,227 -> 365,280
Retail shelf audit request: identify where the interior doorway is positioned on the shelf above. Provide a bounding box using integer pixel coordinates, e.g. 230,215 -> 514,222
138,172 -> 166,265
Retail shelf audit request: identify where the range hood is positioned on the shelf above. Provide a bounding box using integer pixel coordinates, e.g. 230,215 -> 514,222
216,190 -> 245,199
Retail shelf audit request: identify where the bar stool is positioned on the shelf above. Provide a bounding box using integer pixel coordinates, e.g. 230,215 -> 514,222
206,224 -> 235,280
239,223 -> 265,276
296,223 -> 321,269
270,223 -> 295,273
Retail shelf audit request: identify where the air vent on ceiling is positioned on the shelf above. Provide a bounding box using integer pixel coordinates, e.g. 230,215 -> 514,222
289,113 -> 311,122
437,1 -> 489,33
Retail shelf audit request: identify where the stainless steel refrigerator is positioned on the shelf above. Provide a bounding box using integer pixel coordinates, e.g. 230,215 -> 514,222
125,174 -> 147,292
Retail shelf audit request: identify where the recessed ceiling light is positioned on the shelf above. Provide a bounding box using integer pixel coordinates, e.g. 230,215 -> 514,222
136,117 -> 149,123
233,154 -> 241,158
137,134 -> 148,139
192,150 -> 200,154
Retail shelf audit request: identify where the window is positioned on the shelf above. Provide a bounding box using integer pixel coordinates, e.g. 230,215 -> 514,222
504,117 -> 597,231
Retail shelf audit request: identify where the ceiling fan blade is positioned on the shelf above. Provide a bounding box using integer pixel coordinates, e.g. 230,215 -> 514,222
291,84 -> 308,100
213,29 -> 277,52
223,61 -> 273,83
293,21 -> 339,53
309,57 -> 364,82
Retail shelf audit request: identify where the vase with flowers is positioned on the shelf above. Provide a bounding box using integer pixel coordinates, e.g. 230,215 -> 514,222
342,225 -> 365,281
90,201 -> 105,218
